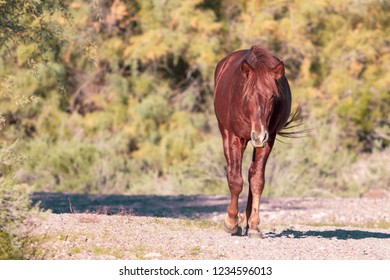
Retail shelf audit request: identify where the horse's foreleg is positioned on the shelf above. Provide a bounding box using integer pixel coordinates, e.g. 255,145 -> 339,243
246,138 -> 274,238
220,126 -> 247,234
225,162 -> 244,234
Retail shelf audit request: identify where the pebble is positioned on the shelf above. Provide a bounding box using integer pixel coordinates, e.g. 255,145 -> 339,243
144,252 -> 162,259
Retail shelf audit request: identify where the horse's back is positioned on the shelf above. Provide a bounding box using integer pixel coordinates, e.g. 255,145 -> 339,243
214,49 -> 249,132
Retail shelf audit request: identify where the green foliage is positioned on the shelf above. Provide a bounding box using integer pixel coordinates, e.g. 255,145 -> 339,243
126,0 -> 222,79
0,178 -> 40,259
0,0 -> 74,259
266,118 -> 356,197
0,0 -> 69,52
0,0 -> 389,199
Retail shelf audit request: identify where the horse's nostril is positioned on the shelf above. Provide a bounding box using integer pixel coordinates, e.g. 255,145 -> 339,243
263,131 -> 269,142
251,131 -> 257,141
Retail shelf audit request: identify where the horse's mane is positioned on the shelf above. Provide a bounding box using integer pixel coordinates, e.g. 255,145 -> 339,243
242,46 -> 307,139
251,46 -> 280,69
242,46 -> 282,101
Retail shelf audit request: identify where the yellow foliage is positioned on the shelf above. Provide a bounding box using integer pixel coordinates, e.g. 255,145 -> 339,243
110,0 -> 128,21
16,44 -> 37,66
2,0 -> 390,197
125,0 -> 222,78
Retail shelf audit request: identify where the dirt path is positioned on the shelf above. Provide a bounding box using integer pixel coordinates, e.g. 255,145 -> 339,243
28,194 -> 390,260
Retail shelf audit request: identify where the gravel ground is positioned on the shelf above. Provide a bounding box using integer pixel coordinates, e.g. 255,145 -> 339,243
29,193 -> 390,260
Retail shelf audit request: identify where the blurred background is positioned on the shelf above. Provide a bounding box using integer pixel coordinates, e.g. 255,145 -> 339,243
1,0 -> 389,259
1,0 -> 389,198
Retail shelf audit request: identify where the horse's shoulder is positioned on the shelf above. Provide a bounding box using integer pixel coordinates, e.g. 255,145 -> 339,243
215,49 -> 249,87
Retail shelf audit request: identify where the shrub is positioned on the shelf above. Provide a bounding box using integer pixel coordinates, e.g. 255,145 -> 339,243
0,178 -> 39,259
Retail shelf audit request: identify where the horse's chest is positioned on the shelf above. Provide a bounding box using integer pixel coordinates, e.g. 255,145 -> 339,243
228,106 -> 252,138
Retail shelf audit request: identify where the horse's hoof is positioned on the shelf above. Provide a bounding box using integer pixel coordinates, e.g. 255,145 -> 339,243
223,222 -> 239,234
248,228 -> 262,239
223,214 -> 241,235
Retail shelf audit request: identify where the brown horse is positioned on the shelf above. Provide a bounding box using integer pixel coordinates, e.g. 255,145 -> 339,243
214,46 -> 293,237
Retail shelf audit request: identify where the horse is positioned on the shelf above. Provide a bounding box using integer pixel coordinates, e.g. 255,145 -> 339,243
214,45 -> 295,238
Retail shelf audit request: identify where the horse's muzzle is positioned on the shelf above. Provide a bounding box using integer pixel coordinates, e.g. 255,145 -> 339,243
251,130 -> 268,148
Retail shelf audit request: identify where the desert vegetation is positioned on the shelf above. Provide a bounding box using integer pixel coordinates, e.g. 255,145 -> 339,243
1,0 -> 389,259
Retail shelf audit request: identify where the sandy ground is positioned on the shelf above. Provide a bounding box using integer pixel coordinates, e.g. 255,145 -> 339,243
28,193 -> 390,260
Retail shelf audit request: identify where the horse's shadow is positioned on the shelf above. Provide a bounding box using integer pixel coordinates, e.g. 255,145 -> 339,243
31,192 -> 390,241
31,192 -> 235,218
264,229 -> 390,240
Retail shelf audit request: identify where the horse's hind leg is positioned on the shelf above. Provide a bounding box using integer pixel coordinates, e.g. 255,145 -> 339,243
241,189 -> 252,235
219,124 -> 247,234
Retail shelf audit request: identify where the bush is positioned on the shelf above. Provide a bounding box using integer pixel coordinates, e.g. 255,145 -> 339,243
263,116 -> 388,197
0,179 -> 39,259
2,0 -> 389,199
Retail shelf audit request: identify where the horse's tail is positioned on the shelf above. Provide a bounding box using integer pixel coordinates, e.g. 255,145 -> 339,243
277,102 -> 309,139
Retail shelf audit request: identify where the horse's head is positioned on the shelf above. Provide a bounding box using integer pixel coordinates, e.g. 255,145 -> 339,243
241,48 -> 285,148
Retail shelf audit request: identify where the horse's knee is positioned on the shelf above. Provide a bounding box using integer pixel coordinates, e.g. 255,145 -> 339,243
227,171 -> 243,195
248,167 -> 265,194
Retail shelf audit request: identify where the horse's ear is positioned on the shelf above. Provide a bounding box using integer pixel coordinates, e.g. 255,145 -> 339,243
273,61 -> 285,79
241,51 -> 257,77
241,60 -> 253,77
